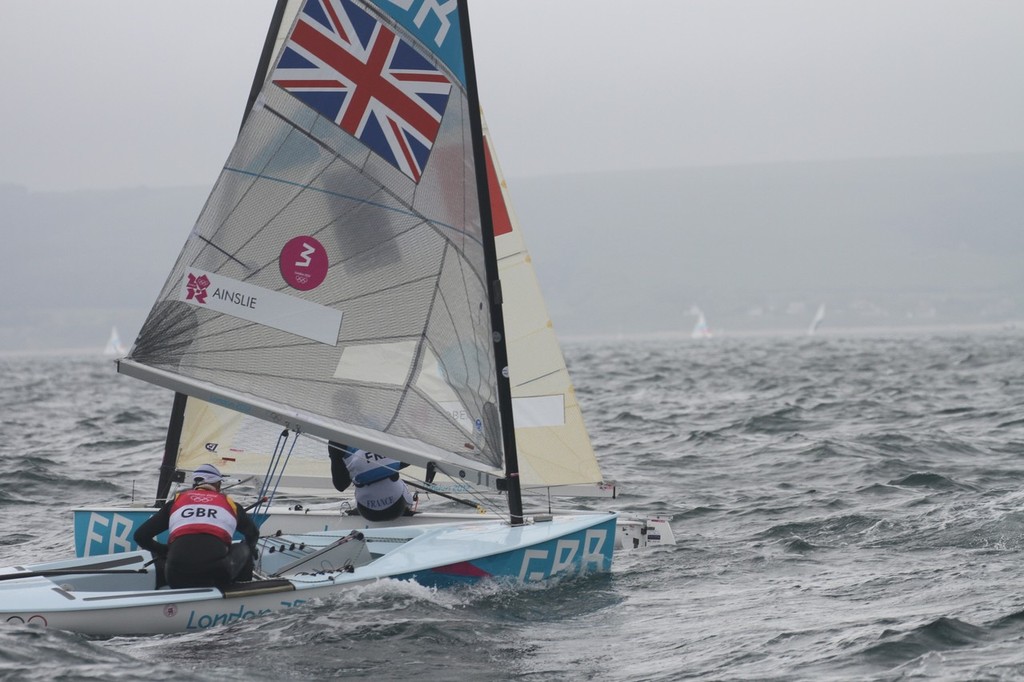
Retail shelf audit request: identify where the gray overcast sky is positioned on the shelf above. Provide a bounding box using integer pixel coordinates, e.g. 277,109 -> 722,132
2,1 -> 1024,191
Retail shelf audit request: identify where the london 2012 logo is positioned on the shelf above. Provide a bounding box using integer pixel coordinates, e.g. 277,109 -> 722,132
280,236 -> 329,291
185,273 -> 211,303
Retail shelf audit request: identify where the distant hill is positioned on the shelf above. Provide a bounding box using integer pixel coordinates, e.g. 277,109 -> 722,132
0,183 -> 208,352
508,153 -> 1024,337
1,152 -> 1022,351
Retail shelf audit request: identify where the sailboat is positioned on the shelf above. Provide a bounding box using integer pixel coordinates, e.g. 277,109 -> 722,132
103,326 -> 127,357
690,306 -> 712,339
70,6 -> 672,559
808,303 -> 826,335
0,0 -> 627,635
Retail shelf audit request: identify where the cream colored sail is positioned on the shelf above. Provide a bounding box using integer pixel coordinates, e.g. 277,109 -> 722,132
174,400 -> 337,497
481,114 -> 605,489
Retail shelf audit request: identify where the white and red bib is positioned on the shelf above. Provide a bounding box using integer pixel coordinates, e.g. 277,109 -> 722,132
168,489 -> 239,544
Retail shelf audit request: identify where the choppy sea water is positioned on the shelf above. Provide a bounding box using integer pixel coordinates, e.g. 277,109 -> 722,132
4,330 -> 1024,681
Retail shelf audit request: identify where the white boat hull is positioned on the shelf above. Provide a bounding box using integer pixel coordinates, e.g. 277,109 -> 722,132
2,514 -> 617,636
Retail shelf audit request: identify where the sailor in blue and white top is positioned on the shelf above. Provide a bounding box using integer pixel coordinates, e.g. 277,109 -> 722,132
328,441 -> 415,521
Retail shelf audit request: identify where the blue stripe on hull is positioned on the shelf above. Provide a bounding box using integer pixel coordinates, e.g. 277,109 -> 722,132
396,517 -> 617,588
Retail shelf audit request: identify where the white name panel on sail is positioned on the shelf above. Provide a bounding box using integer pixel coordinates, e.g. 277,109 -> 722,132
179,269 -> 343,346
512,395 -> 565,428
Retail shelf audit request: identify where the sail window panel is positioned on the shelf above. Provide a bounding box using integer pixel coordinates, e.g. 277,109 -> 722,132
416,346 -> 475,434
333,341 -> 418,386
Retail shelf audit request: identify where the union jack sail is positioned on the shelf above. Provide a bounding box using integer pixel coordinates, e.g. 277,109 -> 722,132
272,0 -> 453,182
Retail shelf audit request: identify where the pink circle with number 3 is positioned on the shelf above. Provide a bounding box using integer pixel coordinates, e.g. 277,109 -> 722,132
280,236 -> 329,291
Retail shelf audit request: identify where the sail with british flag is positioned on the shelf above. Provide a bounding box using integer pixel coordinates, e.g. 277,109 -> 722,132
119,0 -> 512,488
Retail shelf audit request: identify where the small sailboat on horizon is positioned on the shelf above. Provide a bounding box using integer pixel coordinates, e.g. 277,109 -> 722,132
102,326 -> 126,357
808,303 -> 826,335
690,306 -> 712,339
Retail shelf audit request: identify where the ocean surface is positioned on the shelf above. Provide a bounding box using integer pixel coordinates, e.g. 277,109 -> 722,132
4,330 -> 1024,681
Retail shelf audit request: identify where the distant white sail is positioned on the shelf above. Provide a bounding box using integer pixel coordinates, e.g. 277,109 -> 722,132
808,303 -> 826,335
690,306 -> 712,339
103,326 -> 127,357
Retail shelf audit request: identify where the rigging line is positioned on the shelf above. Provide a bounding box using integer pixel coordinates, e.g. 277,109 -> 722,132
404,462 -> 507,514
425,464 -> 509,520
255,429 -> 291,517
192,234 -> 250,268
264,434 -> 299,514
402,479 -> 498,514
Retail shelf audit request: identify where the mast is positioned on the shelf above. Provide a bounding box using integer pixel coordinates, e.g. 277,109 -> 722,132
153,0 -> 291,507
243,0 -> 291,130
154,392 -> 188,504
458,0 -> 524,525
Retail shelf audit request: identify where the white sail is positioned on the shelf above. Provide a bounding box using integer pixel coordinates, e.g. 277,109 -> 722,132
103,326 -> 126,357
481,117 -> 604,488
808,303 -> 826,335
690,306 -> 711,339
118,0 -> 506,486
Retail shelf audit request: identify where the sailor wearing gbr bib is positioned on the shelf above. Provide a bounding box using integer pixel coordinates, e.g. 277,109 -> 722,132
134,464 -> 259,589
